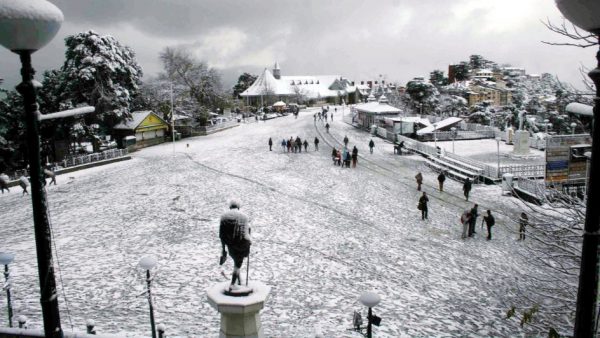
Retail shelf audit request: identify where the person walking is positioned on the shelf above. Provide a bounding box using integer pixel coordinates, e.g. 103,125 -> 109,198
469,204 -> 479,237
437,171 -> 446,192
483,210 -> 495,240
343,135 -> 349,147
341,147 -> 349,168
325,123 -> 330,133
268,137 -> 273,151
44,168 -> 57,186
314,137 -> 319,151
463,178 -> 472,201
518,212 -> 528,240
351,146 -> 358,168
418,192 -> 429,220
461,210 -> 471,239
415,172 -> 423,191
296,136 -> 302,153
286,138 -> 292,152
344,150 -> 352,168
0,173 -> 9,194
303,140 -> 309,152
19,176 -> 29,196
281,139 -> 287,152
368,139 -> 375,154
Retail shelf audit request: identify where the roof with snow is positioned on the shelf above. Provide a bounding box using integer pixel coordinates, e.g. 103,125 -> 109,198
113,111 -> 168,130
354,101 -> 402,114
240,68 -> 350,99
385,116 -> 432,126
417,117 -> 463,135
566,102 -> 593,117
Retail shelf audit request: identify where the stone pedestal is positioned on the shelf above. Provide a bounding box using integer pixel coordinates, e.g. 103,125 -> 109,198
512,130 -> 530,155
207,281 -> 270,338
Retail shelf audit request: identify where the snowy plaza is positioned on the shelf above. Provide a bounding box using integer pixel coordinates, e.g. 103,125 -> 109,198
0,109 -> 556,337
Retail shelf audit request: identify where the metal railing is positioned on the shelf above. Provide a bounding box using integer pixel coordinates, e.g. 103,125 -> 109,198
62,148 -> 129,168
516,176 -> 547,197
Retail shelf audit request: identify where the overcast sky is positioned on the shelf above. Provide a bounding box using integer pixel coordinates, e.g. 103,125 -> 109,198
0,0 -> 596,91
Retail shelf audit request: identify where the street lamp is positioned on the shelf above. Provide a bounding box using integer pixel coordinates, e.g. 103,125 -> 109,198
451,127 -> 457,153
358,291 -> 382,338
571,122 -> 577,135
0,1 -> 64,336
139,256 -> 158,338
0,252 -> 15,328
495,137 -> 502,178
554,1 -> 600,336
433,123 -> 438,147
544,119 -> 549,133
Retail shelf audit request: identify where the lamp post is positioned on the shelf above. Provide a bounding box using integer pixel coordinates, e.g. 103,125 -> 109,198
544,119 -> 549,133
495,137 -> 502,178
0,252 -> 15,328
570,122 -> 577,135
554,1 -> 600,336
139,256 -> 158,338
0,1 -> 64,337
451,127 -> 456,153
433,123 -> 438,147
358,292 -> 381,338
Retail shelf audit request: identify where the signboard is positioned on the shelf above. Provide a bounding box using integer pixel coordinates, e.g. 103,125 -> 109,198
545,134 -> 592,186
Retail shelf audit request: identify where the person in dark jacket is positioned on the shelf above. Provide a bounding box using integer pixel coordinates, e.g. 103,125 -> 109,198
519,212 -> 528,240
415,172 -> 423,191
351,146 -> 358,168
325,123 -> 330,133
303,140 -> 309,152
483,210 -> 495,240
344,150 -> 352,168
268,137 -> 273,151
368,139 -> 375,154
468,204 -> 479,237
314,137 -> 319,151
437,171 -> 446,192
281,139 -> 287,152
463,178 -> 472,201
343,135 -> 349,147
419,192 -> 429,220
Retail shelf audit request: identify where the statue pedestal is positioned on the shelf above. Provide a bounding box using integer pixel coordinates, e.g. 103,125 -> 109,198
512,130 -> 530,156
207,281 -> 270,338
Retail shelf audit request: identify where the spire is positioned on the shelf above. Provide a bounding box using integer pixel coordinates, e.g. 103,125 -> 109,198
273,61 -> 281,79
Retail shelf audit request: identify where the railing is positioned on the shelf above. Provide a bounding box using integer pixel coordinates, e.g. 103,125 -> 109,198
62,148 -> 129,168
499,164 -> 545,178
396,134 -> 438,157
529,137 -> 546,150
516,176 -> 546,197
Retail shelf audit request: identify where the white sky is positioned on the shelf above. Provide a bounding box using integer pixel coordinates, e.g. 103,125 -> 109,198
0,0 -> 596,90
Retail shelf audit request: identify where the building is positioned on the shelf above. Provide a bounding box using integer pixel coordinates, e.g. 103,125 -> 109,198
353,95 -> 403,129
113,111 -> 170,149
466,84 -> 512,107
240,63 -> 364,106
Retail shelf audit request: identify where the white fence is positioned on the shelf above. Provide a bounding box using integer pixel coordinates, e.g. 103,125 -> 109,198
62,148 -> 129,168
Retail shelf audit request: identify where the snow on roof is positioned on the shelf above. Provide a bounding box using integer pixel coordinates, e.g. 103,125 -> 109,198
565,102 -> 593,117
240,69 -> 344,99
417,117 -> 463,135
354,101 -> 402,114
385,116 -> 432,126
113,111 -> 167,130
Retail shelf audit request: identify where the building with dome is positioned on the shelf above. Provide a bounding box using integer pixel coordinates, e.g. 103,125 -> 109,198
239,62 -> 367,106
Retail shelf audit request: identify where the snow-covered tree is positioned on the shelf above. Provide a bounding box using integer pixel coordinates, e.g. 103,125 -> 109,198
233,73 -> 257,98
429,70 -> 448,87
61,30 -> 143,131
0,89 -> 26,171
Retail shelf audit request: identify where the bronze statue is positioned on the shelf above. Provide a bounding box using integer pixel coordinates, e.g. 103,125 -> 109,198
219,200 -> 252,292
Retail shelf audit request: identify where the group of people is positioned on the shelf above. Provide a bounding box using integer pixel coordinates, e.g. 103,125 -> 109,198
0,167 -> 56,196
331,145 -> 359,168
314,108 -> 333,123
270,136 -> 320,153
415,171 -> 528,241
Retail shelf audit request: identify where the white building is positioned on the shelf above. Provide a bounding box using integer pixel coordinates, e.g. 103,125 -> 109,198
239,62 -> 365,106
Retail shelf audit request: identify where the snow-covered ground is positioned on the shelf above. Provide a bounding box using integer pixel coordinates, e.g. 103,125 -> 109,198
432,139 -> 545,166
0,108 -> 561,337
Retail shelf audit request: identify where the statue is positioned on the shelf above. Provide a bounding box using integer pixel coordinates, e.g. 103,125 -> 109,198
518,110 -> 524,131
219,199 -> 252,295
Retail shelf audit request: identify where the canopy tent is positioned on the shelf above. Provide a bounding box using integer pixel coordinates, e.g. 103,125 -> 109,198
273,101 -> 287,107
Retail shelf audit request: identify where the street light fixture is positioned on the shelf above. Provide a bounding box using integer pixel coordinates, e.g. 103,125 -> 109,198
544,119 -> 549,133
0,1 -> 64,336
495,137 -> 502,178
433,123 -> 438,148
356,291 -> 382,338
571,122 -> 577,135
0,252 -> 15,328
139,255 -> 158,338
554,1 -> 600,336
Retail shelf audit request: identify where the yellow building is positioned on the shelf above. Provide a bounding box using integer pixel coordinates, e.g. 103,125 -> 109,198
467,85 -> 512,107
113,111 -> 170,149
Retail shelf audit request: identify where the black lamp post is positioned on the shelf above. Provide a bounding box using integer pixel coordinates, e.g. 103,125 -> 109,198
358,291 -> 382,338
555,1 -> 600,336
0,1 -> 64,336
139,256 -> 158,338
0,252 -> 15,328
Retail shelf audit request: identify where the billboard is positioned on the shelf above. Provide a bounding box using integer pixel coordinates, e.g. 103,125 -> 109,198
545,134 -> 592,186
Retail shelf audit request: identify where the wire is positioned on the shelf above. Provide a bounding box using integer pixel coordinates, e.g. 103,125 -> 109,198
44,185 -> 74,331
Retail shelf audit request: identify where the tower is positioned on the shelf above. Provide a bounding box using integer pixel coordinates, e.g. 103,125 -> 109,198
273,61 -> 281,80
